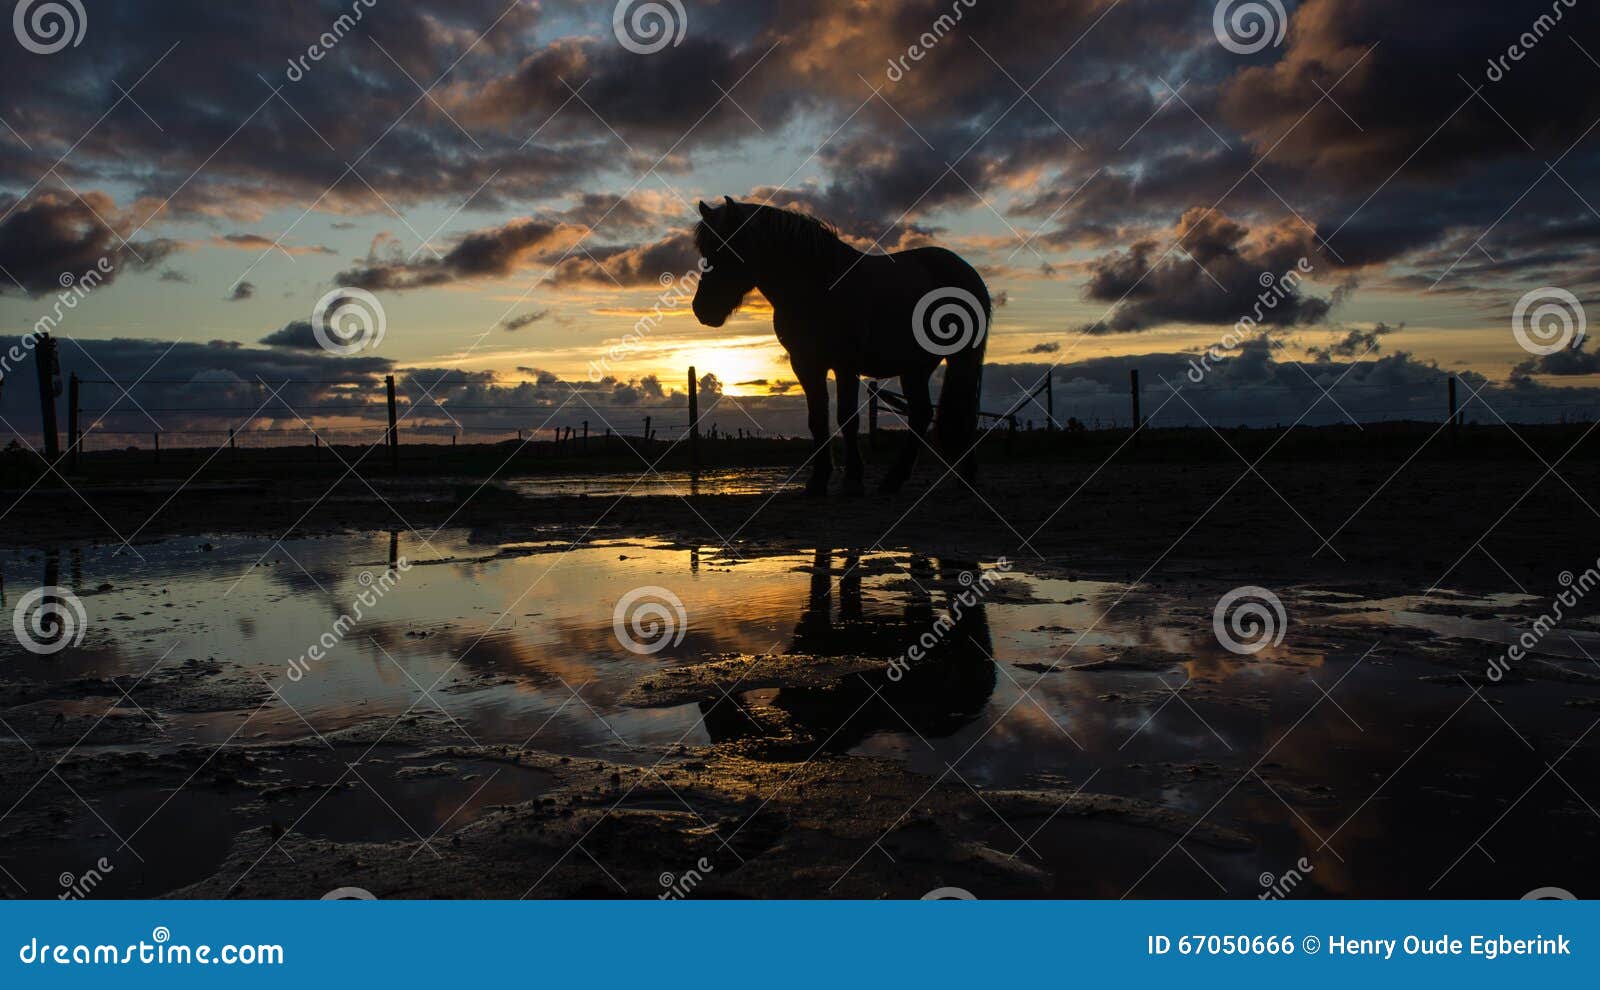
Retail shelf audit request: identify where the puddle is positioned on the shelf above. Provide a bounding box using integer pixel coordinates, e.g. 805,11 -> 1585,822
3,533 -> 1599,897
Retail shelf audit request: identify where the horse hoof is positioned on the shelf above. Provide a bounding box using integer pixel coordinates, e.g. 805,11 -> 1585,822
842,478 -> 865,497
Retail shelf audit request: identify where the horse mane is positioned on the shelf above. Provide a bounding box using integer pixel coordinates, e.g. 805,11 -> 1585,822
695,202 -> 844,264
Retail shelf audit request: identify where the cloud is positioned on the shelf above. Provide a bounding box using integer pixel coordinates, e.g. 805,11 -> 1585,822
259,320 -> 321,350
1079,209 -> 1336,335
0,191 -> 178,296
501,310 -> 550,331
1308,322 -> 1401,361
228,281 -> 256,302
1025,341 -> 1060,354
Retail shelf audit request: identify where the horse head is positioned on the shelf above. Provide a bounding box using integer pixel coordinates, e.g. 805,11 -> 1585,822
691,197 -> 757,328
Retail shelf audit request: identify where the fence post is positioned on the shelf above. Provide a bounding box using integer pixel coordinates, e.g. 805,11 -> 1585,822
229,427 -> 236,451
1448,376 -> 1459,432
34,332 -> 60,460
644,416 -> 652,444
66,372 -> 80,470
868,382 -> 880,443
1046,371 -> 1055,430
687,366 -> 700,478
385,375 -> 399,470
1129,369 -> 1142,437
582,420 -> 589,454
154,432 -> 161,464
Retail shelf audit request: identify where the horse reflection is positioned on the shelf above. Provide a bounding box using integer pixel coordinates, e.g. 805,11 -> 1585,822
700,548 -> 997,749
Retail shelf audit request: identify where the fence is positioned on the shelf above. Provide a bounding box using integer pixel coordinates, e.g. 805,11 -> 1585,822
11,332 -> 1598,475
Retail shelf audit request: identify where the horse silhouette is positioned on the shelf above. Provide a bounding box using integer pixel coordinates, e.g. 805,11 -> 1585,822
691,197 -> 990,495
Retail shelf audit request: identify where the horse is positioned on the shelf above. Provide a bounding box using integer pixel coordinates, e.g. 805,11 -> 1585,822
690,197 -> 990,496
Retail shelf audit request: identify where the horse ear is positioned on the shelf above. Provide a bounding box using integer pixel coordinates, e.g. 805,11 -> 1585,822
698,201 -> 714,221
723,195 -> 736,209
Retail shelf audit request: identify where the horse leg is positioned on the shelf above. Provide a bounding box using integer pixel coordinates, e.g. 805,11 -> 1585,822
878,373 -> 932,495
795,359 -> 832,496
835,371 -> 865,496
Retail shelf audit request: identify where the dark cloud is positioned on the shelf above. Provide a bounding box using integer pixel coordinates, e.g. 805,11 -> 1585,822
1025,341 -> 1060,355
1308,322 -> 1401,361
1079,209 -> 1336,334
228,281 -> 256,302
501,310 -> 550,331
0,192 -> 177,296
259,320 -> 321,350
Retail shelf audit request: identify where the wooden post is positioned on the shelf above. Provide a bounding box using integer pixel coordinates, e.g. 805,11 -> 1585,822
1046,371 -> 1055,430
644,416 -> 652,444
1129,369 -> 1142,433
66,373 -> 80,470
1448,376 -> 1459,431
229,427 -> 236,450
385,375 -> 399,470
687,367 -> 700,478
153,432 -> 161,464
582,420 -> 589,454
868,382 -> 880,443
34,333 -> 60,459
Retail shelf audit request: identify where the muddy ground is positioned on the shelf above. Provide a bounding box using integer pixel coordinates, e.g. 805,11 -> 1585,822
3,432 -> 1599,899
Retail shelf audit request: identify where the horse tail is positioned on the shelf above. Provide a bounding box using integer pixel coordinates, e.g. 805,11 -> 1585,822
935,279 -> 989,481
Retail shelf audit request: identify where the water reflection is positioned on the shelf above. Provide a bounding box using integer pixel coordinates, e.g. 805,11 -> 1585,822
701,548 -> 998,749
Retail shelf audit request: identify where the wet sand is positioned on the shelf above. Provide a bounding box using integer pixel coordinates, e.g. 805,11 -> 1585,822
3,443 -> 1599,899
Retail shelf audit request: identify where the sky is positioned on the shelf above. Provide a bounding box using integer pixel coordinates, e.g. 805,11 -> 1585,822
1,0 -> 1598,442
